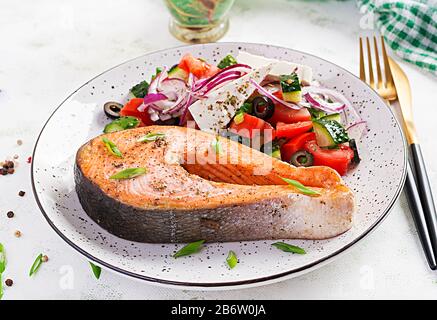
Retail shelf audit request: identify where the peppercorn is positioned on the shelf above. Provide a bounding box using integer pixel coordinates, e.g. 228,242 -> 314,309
41,255 -> 49,262
0,168 -> 7,176
6,211 -> 14,218
14,230 -> 21,238
5,279 -> 13,287
3,161 -> 14,169
18,191 -> 25,197
7,168 -> 14,174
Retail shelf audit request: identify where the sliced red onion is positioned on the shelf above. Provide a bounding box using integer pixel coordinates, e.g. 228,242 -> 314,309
162,95 -> 188,114
159,78 -> 186,97
249,79 -> 301,110
303,92 -> 345,113
346,120 -> 367,140
179,73 -> 196,125
137,93 -> 168,112
179,95 -> 193,125
346,120 -> 367,131
193,63 -> 251,91
199,74 -> 242,96
148,67 -> 168,94
302,86 -> 352,112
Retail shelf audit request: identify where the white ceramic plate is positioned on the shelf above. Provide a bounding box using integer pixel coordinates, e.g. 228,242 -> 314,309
32,43 -> 407,290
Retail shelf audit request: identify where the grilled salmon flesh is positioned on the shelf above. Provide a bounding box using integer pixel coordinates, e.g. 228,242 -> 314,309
75,126 -> 355,243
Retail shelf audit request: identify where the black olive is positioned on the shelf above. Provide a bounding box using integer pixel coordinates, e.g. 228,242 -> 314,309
290,150 -> 314,167
103,102 -> 123,119
252,96 -> 275,120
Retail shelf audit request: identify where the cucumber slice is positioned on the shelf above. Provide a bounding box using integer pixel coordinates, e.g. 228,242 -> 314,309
321,113 -> 341,123
282,91 -> 302,103
280,73 -> 301,103
313,119 -> 349,147
308,108 -> 327,120
103,116 -> 140,133
168,66 -> 188,80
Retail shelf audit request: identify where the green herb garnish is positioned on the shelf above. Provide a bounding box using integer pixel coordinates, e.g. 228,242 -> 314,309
173,240 -> 205,258
151,67 -> 163,81
272,242 -> 306,254
109,168 -> 147,180
238,102 -> 253,114
217,54 -> 237,69
226,250 -> 238,269
0,244 -> 5,300
102,137 -> 123,158
211,137 -> 222,155
130,80 -> 150,98
0,244 -> 5,274
137,132 -> 165,143
29,253 -> 43,277
103,116 -> 140,133
89,262 -> 102,279
281,177 -> 321,196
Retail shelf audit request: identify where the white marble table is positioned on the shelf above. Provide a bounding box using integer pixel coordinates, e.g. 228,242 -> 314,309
1,0 -> 436,299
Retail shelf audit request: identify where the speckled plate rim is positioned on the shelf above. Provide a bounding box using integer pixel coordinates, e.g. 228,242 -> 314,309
31,42 -> 408,290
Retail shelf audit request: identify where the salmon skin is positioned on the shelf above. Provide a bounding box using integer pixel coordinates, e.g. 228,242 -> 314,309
75,126 -> 355,243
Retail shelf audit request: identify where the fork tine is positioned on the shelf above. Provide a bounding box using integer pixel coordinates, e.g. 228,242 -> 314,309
380,36 -> 394,88
366,37 -> 374,88
373,36 -> 383,89
359,37 -> 365,81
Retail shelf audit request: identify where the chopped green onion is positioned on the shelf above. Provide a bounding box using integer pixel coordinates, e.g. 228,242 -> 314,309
102,137 -> 123,158
109,168 -> 147,180
29,253 -> 43,277
272,242 -> 306,254
137,132 -> 165,143
173,240 -> 205,258
89,262 -> 102,279
281,177 -> 321,196
211,137 -> 222,155
226,250 -> 238,269
0,243 -> 5,274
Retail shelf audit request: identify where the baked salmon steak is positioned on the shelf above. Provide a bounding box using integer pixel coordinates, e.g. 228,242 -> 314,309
75,126 -> 355,243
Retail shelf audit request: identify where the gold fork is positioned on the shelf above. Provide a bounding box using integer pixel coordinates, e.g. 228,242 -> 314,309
359,36 -> 437,270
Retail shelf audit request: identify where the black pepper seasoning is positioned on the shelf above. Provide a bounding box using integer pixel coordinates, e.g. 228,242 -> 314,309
18,191 -> 25,197
6,211 -> 14,218
5,279 -> 13,287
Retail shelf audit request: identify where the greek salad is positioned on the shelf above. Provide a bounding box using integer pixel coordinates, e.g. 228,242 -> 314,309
103,51 -> 365,176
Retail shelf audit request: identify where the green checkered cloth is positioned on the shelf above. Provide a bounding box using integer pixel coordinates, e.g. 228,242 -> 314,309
358,0 -> 437,76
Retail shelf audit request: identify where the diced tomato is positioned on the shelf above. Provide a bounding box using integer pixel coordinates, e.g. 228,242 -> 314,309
119,98 -> 154,126
178,54 -> 219,79
303,140 -> 354,176
275,121 -> 313,139
281,132 -> 316,163
229,113 -> 276,143
267,91 -> 311,125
